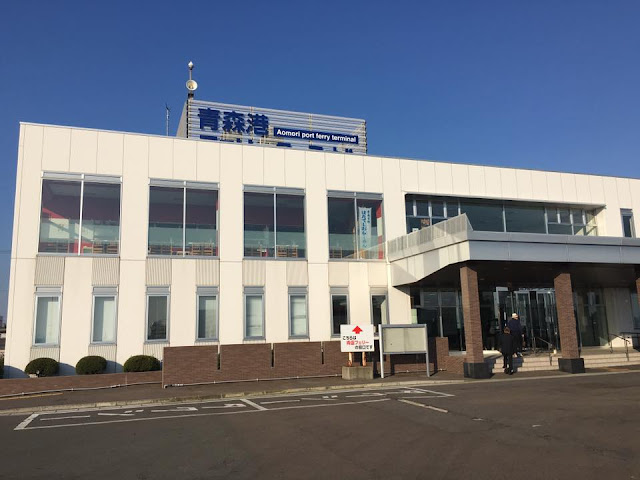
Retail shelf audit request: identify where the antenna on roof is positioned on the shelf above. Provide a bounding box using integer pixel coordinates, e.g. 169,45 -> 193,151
165,104 -> 171,136
185,61 -> 198,139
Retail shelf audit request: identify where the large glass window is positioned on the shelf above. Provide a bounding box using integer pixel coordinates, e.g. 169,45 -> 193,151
410,288 -> 464,351
147,294 -> 169,341
92,294 -> 117,343
33,292 -> 61,345
328,194 -> 384,259
622,209 -> 635,238
244,189 -> 305,258
289,292 -> 308,338
244,291 -> 264,339
197,292 -> 218,340
39,177 -> 121,255
574,289 -> 609,347
148,183 -> 218,256
406,194 -> 598,237
631,291 -> 640,330
331,293 -> 349,336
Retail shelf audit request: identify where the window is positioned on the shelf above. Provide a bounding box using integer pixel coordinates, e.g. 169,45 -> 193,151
547,207 -> 597,236
371,291 -> 388,333
33,288 -> 62,345
244,288 -> 265,339
460,200 -> 504,232
622,209 -> 635,238
148,181 -> 218,256
146,288 -> 169,341
92,288 -> 117,343
405,196 -> 459,233
328,193 -> 384,259
331,291 -> 349,336
196,287 -> 218,340
243,187 -> 305,258
39,175 -> 121,254
504,204 -> 546,234
289,289 -> 308,338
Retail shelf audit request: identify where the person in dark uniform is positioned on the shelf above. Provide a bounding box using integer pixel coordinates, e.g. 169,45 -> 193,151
501,326 -> 516,374
508,313 -> 524,356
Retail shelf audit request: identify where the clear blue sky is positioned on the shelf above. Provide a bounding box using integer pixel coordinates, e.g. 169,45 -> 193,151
0,1 -> 639,322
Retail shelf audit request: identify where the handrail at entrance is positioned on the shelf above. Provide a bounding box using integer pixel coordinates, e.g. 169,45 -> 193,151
607,333 -> 630,360
533,337 -> 554,365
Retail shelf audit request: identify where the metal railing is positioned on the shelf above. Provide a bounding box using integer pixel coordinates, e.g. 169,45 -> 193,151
532,337 -> 555,365
608,333 -> 630,360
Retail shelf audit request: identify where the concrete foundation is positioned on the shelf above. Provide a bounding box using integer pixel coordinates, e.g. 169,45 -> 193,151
342,366 -> 374,380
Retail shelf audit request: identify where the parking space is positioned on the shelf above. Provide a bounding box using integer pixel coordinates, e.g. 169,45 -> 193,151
13,385 -> 454,431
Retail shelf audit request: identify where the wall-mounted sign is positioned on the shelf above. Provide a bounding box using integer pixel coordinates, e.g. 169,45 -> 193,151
179,99 -> 367,155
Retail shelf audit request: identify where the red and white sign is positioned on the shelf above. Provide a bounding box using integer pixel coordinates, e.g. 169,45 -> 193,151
340,324 -> 375,352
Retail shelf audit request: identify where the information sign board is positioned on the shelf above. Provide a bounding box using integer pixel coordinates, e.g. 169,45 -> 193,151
340,324 -> 375,352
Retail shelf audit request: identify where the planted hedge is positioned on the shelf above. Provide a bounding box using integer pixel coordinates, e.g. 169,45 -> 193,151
75,355 -> 107,375
123,355 -> 161,373
25,358 -> 59,377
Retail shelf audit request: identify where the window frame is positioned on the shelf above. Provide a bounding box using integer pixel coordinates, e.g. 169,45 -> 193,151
90,287 -> 118,345
147,179 -> 219,258
38,172 -> 122,257
330,288 -> 350,337
370,289 -> 389,334
621,209 -> 635,238
195,287 -> 219,342
243,287 -> 265,340
145,287 -> 170,343
242,185 -> 306,260
288,287 -> 309,339
327,191 -> 385,261
32,287 -> 63,347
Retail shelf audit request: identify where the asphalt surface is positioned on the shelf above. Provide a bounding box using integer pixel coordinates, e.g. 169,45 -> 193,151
1,371 -> 639,479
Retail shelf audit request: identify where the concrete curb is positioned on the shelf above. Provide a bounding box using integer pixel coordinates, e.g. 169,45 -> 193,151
0,379 -> 466,416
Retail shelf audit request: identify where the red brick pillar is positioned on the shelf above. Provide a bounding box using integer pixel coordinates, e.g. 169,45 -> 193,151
460,265 -> 490,378
554,271 -> 584,373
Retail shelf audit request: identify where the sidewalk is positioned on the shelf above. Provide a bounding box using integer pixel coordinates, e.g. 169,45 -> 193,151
1,366 -> 637,416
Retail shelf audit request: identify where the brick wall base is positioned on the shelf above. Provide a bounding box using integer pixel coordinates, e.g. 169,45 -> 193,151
0,371 -> 161,397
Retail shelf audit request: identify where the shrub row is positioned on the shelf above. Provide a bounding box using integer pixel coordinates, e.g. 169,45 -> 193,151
21,355 -> 161,377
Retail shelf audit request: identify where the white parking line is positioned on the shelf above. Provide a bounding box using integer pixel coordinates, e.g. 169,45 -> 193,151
241,398 -> 266,411
14,413 -> 39,430
41,415 -> 91,421
259,399 -> 301,405
345,393 -> 385,398
399,399 -> 448,413
202,403 -> 246,409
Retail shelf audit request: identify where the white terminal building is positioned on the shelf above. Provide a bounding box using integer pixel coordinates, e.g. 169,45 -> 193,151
4,89 -> 640,378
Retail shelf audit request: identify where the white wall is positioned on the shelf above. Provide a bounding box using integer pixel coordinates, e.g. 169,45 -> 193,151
5,122 -> 639,374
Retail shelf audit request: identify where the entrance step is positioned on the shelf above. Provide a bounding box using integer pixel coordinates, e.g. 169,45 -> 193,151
484,350 -> 640,373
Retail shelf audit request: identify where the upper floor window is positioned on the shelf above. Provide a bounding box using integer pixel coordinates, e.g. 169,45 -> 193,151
621,209 -> 635,238
405,194 -> 598,237
328,192 -> 384,260
39,174 -> 121,254
243,186 -> 305,258
148,180 -> 218,256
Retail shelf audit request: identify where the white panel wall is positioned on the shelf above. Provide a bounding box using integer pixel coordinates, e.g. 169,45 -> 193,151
308,263 -> 330,341
70,129 -> 98,174
467,165 -> 486,197
196,141 -> 220,183
451,164 -> 470,196
560,173 -> 578,203
344,154 -> 365,192
120,135 -> 149,260
242,144 -> 264,185
348,263 -> 370,325
499,168 -> 518,199
219,143 -> 243,262
363,156 -> 383,193
15,125 -> 42,258
116,260 -> 145,368
148,136 -> 173,179
382,158 -> 404,241
218,262 -> 243,344
264,147 -> 285,186
96,131 -> 124,176
400,160 -> 419,193
325,152 -> 345,190
41,127 -> 71,172
418,161 -> 437,194
434,163 -> 453,194
483,166 -> 502,197
59,258 -> 93,375
170,260 -> 197,346
284,150 -> 306,188
515,170 -> 533,200
173,139 -> 197,181
265,262 -> 288,343
305,151 -> 328,264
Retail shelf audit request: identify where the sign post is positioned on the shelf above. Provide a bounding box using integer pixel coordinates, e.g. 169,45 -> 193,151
340,325 -> 375,380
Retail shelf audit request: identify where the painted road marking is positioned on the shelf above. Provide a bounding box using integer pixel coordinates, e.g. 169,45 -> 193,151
259,399 -> 301,405
14,413 -> 39,430
98,412 -> 135,417
240,398 -> 267,411
345,393 -> 385,398
41,415 -> 91,421
150,407 -> 198,413
399,399 -> 449,413
15,398 -> 388,430
202,403 -> 246,409
300,395 -> 339,401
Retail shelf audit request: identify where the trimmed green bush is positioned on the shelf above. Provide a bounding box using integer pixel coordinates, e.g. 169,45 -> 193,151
75,355 -> 107,375
25,357 -> 59,377
123,355 -> 161,373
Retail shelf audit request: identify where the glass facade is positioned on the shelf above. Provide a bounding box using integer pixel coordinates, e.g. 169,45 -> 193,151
411,289 -> 464,351
92,296 -> 116,343
147,295 -> 168,341
197,295 -> 218,340
328,194 -> 384,260
405,194 -> 598,236
39,178 -> 121,254
574,289 -> 609,347
244,190 -> 305,258
34,295 -> 61,345
149,185 -> 218,256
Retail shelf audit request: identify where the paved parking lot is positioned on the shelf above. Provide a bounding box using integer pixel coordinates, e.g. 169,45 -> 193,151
1,371 -> 639,479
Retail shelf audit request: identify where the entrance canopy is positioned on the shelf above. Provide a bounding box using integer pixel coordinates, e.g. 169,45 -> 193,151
388,215 -> 640,287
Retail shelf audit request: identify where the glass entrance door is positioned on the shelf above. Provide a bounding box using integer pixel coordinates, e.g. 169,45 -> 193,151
499,289 -> 558,351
